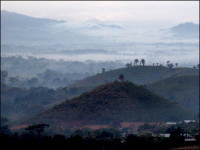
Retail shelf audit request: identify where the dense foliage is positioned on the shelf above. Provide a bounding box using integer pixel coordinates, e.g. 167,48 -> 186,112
147,75 -> 199,116
1,83 -> 90,123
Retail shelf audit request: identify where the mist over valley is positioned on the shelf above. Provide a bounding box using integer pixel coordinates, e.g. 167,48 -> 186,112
1,10 -> 199,66
1,4 -> 199,147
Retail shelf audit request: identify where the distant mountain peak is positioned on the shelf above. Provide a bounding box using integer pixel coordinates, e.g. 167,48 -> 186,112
172,22 -> 199,27
170,22 -> 199,31
1,10 -> 66,25
169,22 -> 199,38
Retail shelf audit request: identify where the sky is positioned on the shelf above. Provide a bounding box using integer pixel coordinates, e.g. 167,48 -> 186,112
1,1 -> 199,25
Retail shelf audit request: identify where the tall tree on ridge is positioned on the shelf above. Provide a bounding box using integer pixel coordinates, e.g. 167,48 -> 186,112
119,74 -> 125,82
134,59 -> 139,66
141,59 -> 145,66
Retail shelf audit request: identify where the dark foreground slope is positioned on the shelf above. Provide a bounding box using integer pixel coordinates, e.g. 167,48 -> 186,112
29,81 -> 190,128
146,75 -> 199,115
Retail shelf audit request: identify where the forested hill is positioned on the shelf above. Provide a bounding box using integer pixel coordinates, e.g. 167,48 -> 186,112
29,81 -> 191,129
146,75 -> 199,116
70,66 -> 199,89
2,66 -> 198,125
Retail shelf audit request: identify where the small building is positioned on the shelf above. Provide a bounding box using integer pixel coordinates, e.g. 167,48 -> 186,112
159,133 -> 171,138
166,122 -> 177,125
184,138 -> 197,142
184,120 -> 196,123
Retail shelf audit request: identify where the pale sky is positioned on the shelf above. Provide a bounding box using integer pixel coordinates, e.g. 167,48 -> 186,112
1,1 -> 199,24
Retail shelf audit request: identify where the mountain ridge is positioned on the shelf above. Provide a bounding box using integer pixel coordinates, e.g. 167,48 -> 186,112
169,22 -> 199,38
1,10 -> 65,28
70,66 -> 199,88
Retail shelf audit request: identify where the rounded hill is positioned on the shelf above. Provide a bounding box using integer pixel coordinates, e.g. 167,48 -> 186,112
71,66 -> 199,88
30,81 -> 191,128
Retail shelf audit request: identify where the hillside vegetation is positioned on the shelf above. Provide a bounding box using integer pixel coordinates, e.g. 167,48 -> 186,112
146,75 -> 199,116
71,66 -> 198,88
29,81 -> 191,128
2,66 -> 198,125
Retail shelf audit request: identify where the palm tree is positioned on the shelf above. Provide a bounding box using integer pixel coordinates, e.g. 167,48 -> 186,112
134,59 -> 139,66
140,59 -> 145,66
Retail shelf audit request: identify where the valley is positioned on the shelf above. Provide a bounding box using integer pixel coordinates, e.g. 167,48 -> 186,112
1,3 -> 199,147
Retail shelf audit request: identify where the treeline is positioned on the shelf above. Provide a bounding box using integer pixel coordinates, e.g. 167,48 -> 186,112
1,69 -> 91,89
1,83 -> 90,123
126,59 -> 199,70
1,119 -> 199,148
0,128 -> 199,149
1,56 -> 124,88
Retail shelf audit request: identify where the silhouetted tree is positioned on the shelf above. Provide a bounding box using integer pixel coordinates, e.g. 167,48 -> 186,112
119,74 -> 125,82
134,59 -> 139,66
175,63 -> 178,67
168,63 -> 174,69
25,124 -> 49,138
140,59 -> 145,66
